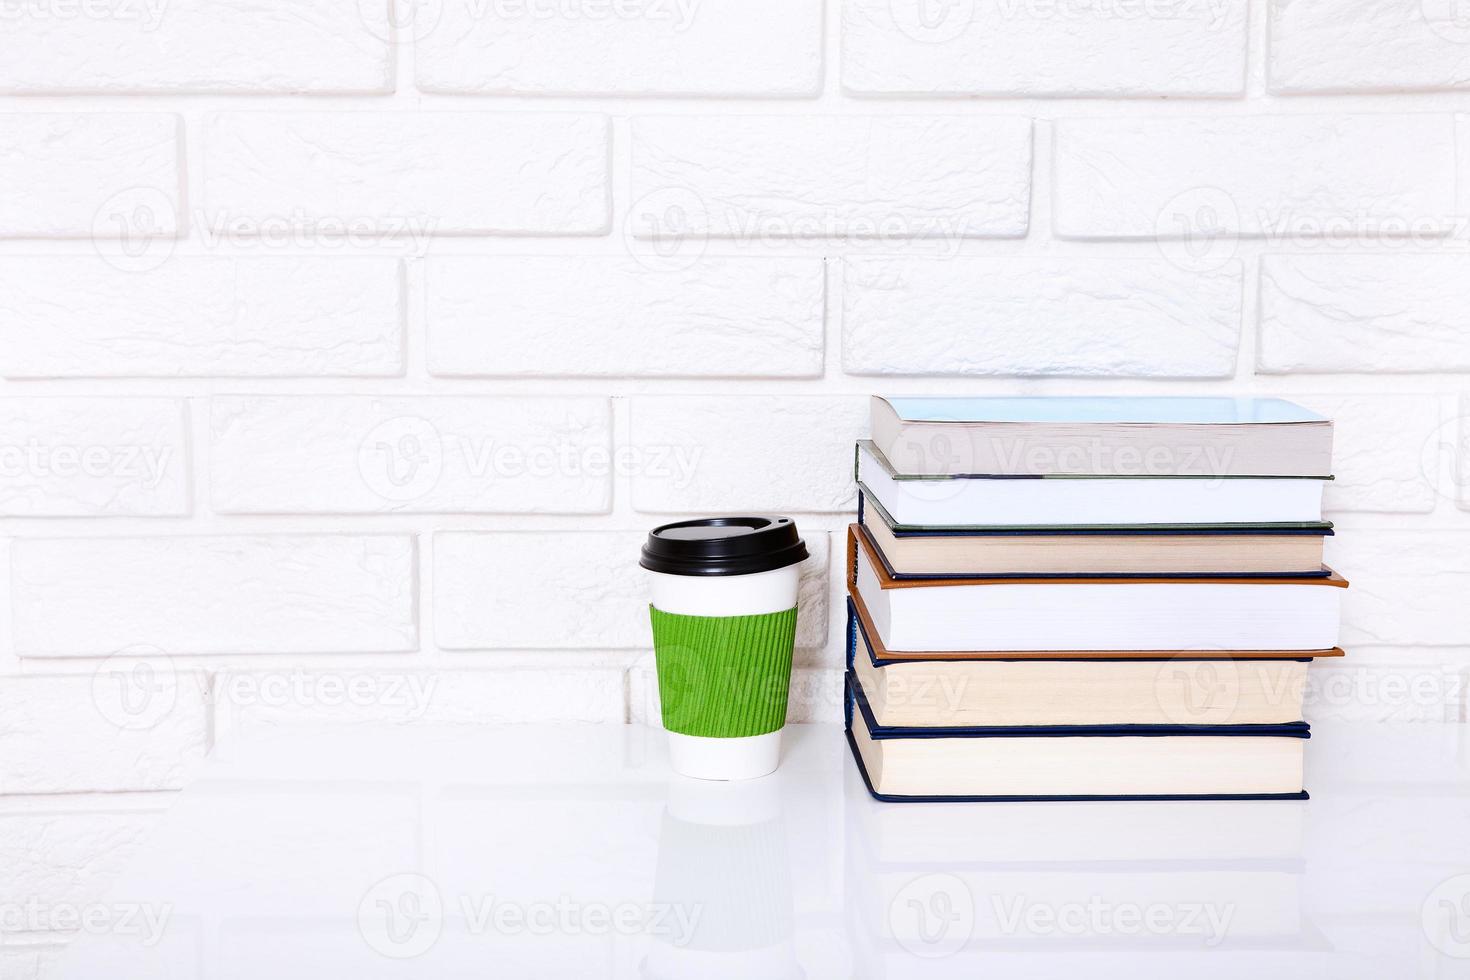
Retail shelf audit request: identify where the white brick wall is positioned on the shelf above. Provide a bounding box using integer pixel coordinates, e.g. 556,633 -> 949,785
0,0 -> 391,94
203,112 -> 611,236
0,398 -> 188,516
0,676 -> 206,792
0,4 -> 1467,928
0,114 -> 181,237
0,258 -> 403,378
1268,0 -> 1470,94
628,396 -> 868,513
842,258 -> 1242,377
209,395 -> 612,513
11,536 -> 416,657
425,256 -> 825,378
0,809 -> 163,909
1053,115 -> 1459,240
417,0 -> 824,96
630,115 -> 1033,239
844,0 -> 1248,97
1259,255 -> 1470,373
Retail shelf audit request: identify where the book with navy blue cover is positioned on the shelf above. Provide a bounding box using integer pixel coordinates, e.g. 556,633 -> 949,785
845,611 -> 1313,802
845,684 -> 1312,803
848,669 -> 1311,742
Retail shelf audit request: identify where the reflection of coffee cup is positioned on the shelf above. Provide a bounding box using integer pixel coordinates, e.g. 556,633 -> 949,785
641,517 -> 808,781
643,777 -> 802,980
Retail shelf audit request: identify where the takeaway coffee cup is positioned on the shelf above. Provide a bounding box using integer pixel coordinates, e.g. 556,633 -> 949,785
641,517 -> 809,781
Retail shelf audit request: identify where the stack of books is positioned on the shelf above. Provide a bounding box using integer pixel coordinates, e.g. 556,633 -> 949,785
845,395 -> 1348,802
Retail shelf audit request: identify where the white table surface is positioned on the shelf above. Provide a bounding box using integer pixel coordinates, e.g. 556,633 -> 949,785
44,719 -> 1470,979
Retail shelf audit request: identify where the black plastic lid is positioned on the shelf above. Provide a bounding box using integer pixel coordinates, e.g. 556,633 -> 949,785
640,517 -> 809,577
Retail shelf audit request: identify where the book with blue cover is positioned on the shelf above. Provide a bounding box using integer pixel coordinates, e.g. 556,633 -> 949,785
846,672 -> 1312,803
871,395 -> 1334,478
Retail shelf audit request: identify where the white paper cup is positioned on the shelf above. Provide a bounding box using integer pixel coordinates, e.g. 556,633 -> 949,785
641,517 -> 808,781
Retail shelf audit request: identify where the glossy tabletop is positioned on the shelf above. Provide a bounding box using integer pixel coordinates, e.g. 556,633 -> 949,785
46,719 -> 1470,978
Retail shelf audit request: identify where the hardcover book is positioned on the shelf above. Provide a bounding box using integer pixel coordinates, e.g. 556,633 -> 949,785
846,674 -> 1312,802
870,395 -> 1334,478
847,600 -> 1320,728
856,439 -> 1330,528
859,489 -> 1332,579
849,525 -> 1347,654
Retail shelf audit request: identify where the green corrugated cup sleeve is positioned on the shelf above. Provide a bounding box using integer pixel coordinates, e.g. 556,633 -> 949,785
650,605 -> 798,739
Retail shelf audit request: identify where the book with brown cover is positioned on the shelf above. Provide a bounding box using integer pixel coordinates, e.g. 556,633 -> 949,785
847,524 -> 1348,662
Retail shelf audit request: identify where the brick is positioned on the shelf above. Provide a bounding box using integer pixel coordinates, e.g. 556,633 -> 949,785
1270,0 -> 1470,93
843,257 -> 1241,376
1289,395 -> 1440,514
844,0 -> 1247,96
1306,663 -> 1463,723
204,112 -> 609,236
0,0 -> 390,94
0,810 -> 161,937
0,114 -> 180,238
210,396 -> 611,514
1260,255 -> 1470,373
12,536 -> 415,657
1053,115 -> 1458,239
417,0 -> 821,95
1326,531 -> 1469,646
631,116 -> 1032,240
433,530 -> 829,650
425,256 -> 824,378
435,531 -> 645,650
0,398 -> 187,516
0,257 -> 402,379
0,674 -> 206,793
629,396 -> 867,513
214,668 -> 625,730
